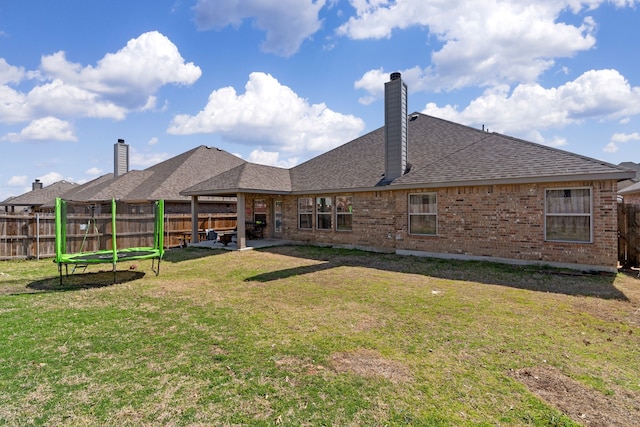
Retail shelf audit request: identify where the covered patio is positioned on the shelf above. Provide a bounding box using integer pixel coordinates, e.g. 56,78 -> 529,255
179,162 -> 293,250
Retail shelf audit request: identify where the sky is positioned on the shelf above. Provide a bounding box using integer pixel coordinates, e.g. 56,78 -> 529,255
1,0 -> 640,201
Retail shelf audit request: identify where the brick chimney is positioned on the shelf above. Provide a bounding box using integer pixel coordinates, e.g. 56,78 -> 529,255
114,138 -> 129,177
32,179 -> 43,190
384,72 -> 408,182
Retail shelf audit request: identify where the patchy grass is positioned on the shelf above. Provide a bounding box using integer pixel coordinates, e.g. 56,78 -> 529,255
1,245 -> 639,426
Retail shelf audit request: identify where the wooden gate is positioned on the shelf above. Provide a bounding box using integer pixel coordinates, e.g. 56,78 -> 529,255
618,203 -> 640,268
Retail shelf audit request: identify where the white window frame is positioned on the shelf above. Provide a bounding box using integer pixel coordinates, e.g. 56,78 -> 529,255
544,187 -> 593,243
408,193 -> 437,236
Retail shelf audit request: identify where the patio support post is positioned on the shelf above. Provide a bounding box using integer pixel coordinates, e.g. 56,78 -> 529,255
236,193 -> 246,249
191,196 -> 199,243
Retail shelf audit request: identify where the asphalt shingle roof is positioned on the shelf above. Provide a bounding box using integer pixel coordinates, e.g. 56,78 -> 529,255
49,115 -> 637,202
54,174 -> 115,203
182,163 -> 291,195
289,113 -> 635,192
61,145 -> 246,203
125,145 -> 246,201
619,181 -> 640,195
0,180 -> 79,207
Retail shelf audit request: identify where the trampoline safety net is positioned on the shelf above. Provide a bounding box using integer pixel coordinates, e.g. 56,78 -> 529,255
54,198 -> 164,274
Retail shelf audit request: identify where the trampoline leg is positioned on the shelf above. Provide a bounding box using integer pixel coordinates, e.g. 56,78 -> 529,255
152,257 -> 161,276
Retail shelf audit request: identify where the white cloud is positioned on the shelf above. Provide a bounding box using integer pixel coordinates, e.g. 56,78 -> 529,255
168,72 -> 365,155
604,131 -> 640,153
612,132 -> 640,143
0,58 -> 25,85
248,148 -> 299,168
423,69 -> 640,137
7,175 -> 27,186
130,148 -> 171,169
147,137 -> 159,146
40,31 -> 201,108
0,32 -> 201,127
85,167 -> 103,176
2,117 -> 76,142
37,172 -> 64,186
0,84 -> 30,123
193,0 -> 326,56
345,0 -> 613,93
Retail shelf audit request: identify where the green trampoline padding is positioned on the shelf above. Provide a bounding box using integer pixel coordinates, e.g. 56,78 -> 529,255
56,247 -> 163,264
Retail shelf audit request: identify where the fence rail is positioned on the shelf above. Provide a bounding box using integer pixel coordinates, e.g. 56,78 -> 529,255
0,213 -> 237,260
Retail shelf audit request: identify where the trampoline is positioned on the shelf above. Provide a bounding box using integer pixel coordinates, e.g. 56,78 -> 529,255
55,198 -> 164,284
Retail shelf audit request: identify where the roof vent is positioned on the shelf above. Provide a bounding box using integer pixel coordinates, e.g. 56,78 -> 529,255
390,72 -> 401,81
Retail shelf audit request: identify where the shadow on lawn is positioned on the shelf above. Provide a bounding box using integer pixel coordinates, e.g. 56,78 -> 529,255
246,246 -> 631,301
162,246 -> 225,263
26,270 -> 146,293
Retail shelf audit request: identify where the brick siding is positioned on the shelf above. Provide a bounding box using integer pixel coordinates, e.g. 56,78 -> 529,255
243,179 -> 620,270
623,193 -> 640,204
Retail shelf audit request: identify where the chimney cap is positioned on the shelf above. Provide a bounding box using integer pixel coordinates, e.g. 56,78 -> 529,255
390,72 -> 401,81
117,138 -> 125,143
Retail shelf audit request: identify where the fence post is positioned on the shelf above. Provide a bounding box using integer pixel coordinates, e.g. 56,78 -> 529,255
36,213 -> 40,260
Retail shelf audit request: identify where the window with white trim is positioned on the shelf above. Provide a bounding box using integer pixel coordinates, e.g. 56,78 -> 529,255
336,196 -> 353,231
298,197 -> 313,229
409,193 -> 437,235
545,188 -> 592,242
316,196 -> 333,230
254,199 -> 267,224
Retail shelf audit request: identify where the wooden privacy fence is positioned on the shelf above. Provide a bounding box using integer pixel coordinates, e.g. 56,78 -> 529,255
0,213 -> 237,260
618,203 -> 640,269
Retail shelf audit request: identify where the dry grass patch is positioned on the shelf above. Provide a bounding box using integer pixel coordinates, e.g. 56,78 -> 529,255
511,366 -> 640,426
330,349 -> 413,384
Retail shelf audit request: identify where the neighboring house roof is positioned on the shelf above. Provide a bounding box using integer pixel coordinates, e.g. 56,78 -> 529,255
184,113 -> 635,196
81,170 -> 154,202
0,180 -> 79,207
619,161 -> 640,175
58,145 -> 246,203
617,161 -> 640,192
51,173 -> 115,204
619,181 -> 640,195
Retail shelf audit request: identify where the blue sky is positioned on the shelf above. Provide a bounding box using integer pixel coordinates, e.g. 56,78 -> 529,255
1,0 -> 640,200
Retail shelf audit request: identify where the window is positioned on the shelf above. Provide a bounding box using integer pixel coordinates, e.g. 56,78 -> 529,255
254,199 -> 267,224
298,197 -> 313,229
316,197 -> 333,230
409,193 -> 437,235
274,201 -> 283,233
545,188 -> 592,242
336,196 -> 353,231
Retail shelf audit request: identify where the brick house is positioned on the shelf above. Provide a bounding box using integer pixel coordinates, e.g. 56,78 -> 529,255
619,181 -> 640,204
182,73 -> 635,272
0,179 -> 78,213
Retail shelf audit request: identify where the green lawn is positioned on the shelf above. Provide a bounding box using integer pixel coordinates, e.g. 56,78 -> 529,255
1,246 -> 639,426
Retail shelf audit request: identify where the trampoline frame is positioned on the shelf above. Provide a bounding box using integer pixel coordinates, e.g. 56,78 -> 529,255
55,198 -> 165,284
